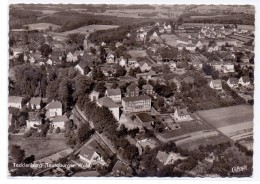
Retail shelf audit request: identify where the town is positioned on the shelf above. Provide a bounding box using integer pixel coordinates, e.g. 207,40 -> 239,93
8,4 -> 254,177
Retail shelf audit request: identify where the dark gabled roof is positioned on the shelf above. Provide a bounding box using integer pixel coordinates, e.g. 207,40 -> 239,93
142,84 -> 153,90
46,100 -> 62,109
122,95 -> 151,103
78,61 -> 89,69
112,160 -> 133,175
97,96 -> 121,108
228,77 -> 239,84
241,76 -> 250,83
106,88 -> 121,96
79,146 -> 96,160
136,113 -> 154,123
156,151 -> 169,163
127,83 -> 138,90
28,112 -> 41,121
52,114 -> 69,123
8,96 -> 23,104
30,97 -> 41,105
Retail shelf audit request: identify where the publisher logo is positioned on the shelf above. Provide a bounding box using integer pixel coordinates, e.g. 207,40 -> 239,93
232,165 -> 248,173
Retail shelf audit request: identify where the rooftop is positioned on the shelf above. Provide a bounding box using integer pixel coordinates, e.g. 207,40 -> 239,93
8,96 -> 23,104
46,100 -> 62,109
123,95 -> 151,103
97,96 -> 121,108
106,88 -> 121,96
52,114 -> 69,123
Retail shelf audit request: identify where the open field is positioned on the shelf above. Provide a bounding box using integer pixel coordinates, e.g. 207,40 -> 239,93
128,50 -> 147,58
160,34 -> 180,47
48,24 -> 119,42
26,23 -> 61,31
197,105 -> 253,128
180,134 -> 229,151
9,134 -> 69,160
63,25 -> 119,35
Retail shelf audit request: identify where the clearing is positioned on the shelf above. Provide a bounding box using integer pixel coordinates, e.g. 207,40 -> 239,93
196,105 -> 253,128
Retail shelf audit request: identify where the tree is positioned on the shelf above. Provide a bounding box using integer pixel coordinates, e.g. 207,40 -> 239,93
138,77 -> 147,88
58,78 -> 73,110
177,17 -> 184,25
39,43 -> 52,58
114,65 -> 126,77
55,127 -> 61,134
9,145 -> 25,163
202,63 -> 214,75
94,81 -> 106,93
212,70 -> 219,80
76,123 -> 93,144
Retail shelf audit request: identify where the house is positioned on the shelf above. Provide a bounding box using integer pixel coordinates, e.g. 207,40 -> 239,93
115,42 -> 123,48
117,57 -> 127,67
208,44 -> 219,53
227,77 -> 239,88
122,95 -> 151,113
26,112 -> 42,129
136,70 -> 156,80
173,107 -> 191,122
128,59 -> 138,67
137,32 -> 147,42
135,113 -> 155,129
142,84 -> 154,95
238,76 -> 250,86
211,61 -> 223,72
139,61 -> 152,72
136,137 -> 158,155
52,114 -> 69,130
209,79 -> 222,90
27,97 -> 41,110
66,52 -> 78,62
45,100 -> 62,118
89,91 -> 100,102
8,96 -> 23,109
126,83 -> 139,97
78,146 -> 106,168
105,88 -> 122,103
223,63 -> 235,73
156,151 -> 187,165
110,160 -> 133,176
96,96 -> 121,121
169,60 -> 177,71
241,55 -> 250,63
100,66 -> 116,77
106,53 -> 115,64
8,114 -> 14,126
191,60 -> 203,70
183,76 -> 194,84
74,61 -> 89,75
185,44 -> 196,52
46,58 -> 53,65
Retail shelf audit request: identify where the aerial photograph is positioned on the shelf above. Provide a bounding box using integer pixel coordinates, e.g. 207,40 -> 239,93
8,4 -> 254,177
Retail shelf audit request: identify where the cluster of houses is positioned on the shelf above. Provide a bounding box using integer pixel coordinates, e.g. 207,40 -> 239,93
8,96 -> 69,132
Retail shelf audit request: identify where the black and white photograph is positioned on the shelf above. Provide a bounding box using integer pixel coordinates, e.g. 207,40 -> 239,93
4,1 -> 258,180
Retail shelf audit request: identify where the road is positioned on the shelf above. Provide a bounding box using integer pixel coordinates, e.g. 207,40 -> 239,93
73,105 -> 129,164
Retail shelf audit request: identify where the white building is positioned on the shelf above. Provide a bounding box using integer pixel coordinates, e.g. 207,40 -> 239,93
8,96 -> 23,109
105,88 -> 122,103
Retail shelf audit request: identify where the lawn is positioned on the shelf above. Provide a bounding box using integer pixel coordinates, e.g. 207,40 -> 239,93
9,134 -> 69,160
157,119 -> 213,139
128,50 -> 147,58
197,105 -> 253,128
26,23 -> 61,31
160,34 -> 180,47
179,135 -> 229,151
63,25 -> 119,35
